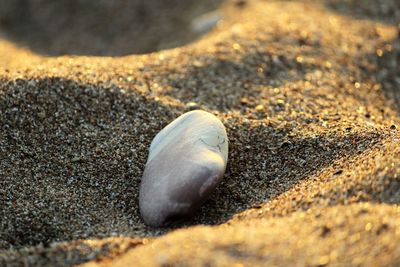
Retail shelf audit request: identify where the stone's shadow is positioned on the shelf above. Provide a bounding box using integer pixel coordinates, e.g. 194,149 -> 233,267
0,0 -> 224,56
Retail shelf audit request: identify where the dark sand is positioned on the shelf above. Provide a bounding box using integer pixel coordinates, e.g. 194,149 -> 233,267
1,0 -> 400,266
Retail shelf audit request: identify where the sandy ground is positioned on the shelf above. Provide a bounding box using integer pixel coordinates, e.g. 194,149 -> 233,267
0,0 -> 400,266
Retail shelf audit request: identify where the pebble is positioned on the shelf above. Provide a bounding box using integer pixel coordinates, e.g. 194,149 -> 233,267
191,11 -> 221,33
139,110 -> 229,227
185,101 -> 200,110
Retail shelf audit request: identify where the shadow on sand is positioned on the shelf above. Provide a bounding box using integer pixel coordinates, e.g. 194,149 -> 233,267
0,0 -> 224,56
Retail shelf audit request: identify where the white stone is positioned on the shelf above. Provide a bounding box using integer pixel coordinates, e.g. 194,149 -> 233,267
139,110 -> 228,227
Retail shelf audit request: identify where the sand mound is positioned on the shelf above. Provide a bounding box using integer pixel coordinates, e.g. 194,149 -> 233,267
0,0 -> 223,56
1,0 -> 400,266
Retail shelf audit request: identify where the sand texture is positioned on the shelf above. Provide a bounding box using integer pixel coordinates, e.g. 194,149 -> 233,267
1,0 -> 400,266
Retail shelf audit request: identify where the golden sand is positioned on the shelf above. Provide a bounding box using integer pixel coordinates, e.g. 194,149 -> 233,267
1,0 -> 399,266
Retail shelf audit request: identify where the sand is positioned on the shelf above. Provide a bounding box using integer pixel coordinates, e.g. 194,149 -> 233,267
0,0 -> 400,266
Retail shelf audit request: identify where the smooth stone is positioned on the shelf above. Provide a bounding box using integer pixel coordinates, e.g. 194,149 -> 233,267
190,11 -> 221,33
185,101 -> 200,111
139,110 -> 228,227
